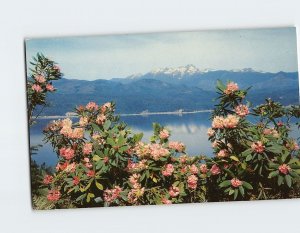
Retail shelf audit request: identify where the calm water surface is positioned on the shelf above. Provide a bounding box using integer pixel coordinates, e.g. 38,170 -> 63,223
30,112 -> 213,167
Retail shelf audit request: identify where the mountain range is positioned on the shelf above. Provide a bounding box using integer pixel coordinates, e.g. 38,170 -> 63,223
40,65 -> 299,115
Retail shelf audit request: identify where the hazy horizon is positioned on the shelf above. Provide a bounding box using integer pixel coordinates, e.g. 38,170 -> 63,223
26,27 -> 298,81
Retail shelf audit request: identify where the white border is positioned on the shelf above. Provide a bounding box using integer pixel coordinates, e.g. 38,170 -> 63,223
0,0 -> 300,232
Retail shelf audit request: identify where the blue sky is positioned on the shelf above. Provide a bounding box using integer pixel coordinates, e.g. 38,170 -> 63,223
25,27 -> 298,80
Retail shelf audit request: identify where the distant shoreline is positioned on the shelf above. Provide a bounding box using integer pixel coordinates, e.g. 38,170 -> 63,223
34,110 -> 213,119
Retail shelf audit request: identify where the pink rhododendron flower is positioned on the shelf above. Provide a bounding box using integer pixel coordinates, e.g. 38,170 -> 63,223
200,164 -> 208,174
189,164 -> 199,174
162,198 -> 172,204
76,105 -> 85,112
263,128 -> 279,138
223,163 -> 230,169
47,190 -> 61,201
83,158 -> 93,168
60,126 -> 72,137
231,178 -> 243,188
56,162 -> 68,171
223,114 -> 239,128
217,149 -> 229,158
96,114 -> 106,125
53,65 -> 60,71
251,141 -> 265,153
211,140 -> 219,148
35,75 -> 46,83
159,129 -> 170,140
235,104 -> 249,117
103,156 -> 109,163
179,155 -> 188,164
46,84 -> 54,91
210,164 -> 221,175
224,82 -> 239,95
59,147 -> 75,160
104,186 -> 122,203
129,174 -> 141,188
101,102 -> 112,113
127,159 -> 148,172
87,170 -> 95,177
169,186 -> 180,197
162,164 -> 174,176
65,162 -> 76,172
83,143 -> 93,155
61,118 -> 72,128
92,133 -> 102,141
32,84 -> 42,92
207,128 -> 215,137
70,128 -> 84,139
286,141 -> 300,151
181,165 -> 188,174
86,101 -> 98,111
149,143 -> 170,160
212,116 -> 225,129
278,164 -> 291,175
277,121 -> 284,127
168,141 -> 185,152
79,117 -> 88,126
43,175 -> 53,185
73,176 -> 80,185
187,175 -> 198,189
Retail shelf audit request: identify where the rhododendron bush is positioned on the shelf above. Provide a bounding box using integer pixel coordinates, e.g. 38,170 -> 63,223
29,67 -> 300,208
206,81 -> 300,201
42,102 -> 206,208
27,53 -> 62,125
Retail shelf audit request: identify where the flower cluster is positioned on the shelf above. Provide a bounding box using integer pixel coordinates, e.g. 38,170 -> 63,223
212,114 -> 240,129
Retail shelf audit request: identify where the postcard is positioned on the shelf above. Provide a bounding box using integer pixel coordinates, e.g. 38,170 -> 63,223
25,27 -> 300,209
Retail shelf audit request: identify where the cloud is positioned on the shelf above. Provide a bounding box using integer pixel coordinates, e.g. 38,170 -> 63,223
25,27 -> 298,80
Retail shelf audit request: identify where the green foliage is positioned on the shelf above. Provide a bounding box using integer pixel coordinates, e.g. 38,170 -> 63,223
205,80 -> 300,201
31,75 -> 300,209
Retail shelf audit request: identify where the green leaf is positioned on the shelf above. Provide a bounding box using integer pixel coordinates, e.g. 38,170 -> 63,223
285,175 -> 292,188
268,170 -> 279,178
239,186 -> 245,196
234,189 -> 238,200
290,164 -> 300,169
289,170 -> 299,178
269,162 -> 279,169
241,149 -> 252,158
266,144 -> 283,154
95,181 -> 104,190
219,180 -> 231,188
75,194 -> 86,202
117,136 -> 126,146
242,181 -> 253,190
133,133 -> 143,142
229,189 -> 235,195
277,175 -> 284,186
216,79 -> 226,91
223,168 -> 235,178
288,158 -> 299,165
246,154 -> 252,162
241,163 -> 247,170
230,156 -> 239,162
103,120 -> 111,131
91,123 -> 101,132
107,138 -> 116,146
86,193 -> 95,203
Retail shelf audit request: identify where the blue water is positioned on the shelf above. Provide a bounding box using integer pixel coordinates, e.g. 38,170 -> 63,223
29,112 -> 214,167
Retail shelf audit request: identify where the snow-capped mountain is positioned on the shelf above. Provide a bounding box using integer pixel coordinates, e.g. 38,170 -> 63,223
125,64 -> 266,80
149,64 -> 201,77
